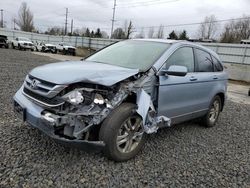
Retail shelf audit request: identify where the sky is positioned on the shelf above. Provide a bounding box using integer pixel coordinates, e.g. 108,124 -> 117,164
1,0 -> 250,38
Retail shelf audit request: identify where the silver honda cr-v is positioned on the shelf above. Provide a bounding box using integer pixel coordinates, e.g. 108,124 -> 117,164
13,39 -> 228,161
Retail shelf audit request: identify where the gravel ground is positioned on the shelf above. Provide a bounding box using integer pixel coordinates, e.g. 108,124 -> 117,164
0,48 -> 249,188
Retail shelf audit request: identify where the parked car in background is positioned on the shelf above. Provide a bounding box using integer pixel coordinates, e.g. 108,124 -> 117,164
0,35 -> 9,48
36,42 -> 57,53
13,39 -> 228,161
56,42 -> 76,56
11,37 -> 35,51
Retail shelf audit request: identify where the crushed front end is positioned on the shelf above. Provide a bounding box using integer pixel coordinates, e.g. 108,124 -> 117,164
13,70 -> 170,150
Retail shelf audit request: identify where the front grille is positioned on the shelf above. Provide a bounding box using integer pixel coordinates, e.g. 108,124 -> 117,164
23,75 -> 67,107
25,75 -> 66,98
23,87 -> 65,107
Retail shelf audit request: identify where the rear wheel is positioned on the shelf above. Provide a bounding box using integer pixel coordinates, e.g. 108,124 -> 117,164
200,96 -> 222,127
99,103 -> 146,161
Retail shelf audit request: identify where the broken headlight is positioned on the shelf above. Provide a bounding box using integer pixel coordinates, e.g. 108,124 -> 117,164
94,93 -> 105,105
63,90 -> 84,105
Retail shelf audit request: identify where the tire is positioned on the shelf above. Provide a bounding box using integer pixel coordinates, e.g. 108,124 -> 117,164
200,95 -> 222,127
248,89 -> 250,96
72,51 -> 76,56
62,49 -> 67,55
18,44 -> 22,50
12,43 -> 15,49
99,103 -> 146,162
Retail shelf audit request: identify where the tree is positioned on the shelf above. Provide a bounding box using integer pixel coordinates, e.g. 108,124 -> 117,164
157,25 -> 164,38
90,30 -> 95,38
94,28 -> 102,38
168,30 -> 178,40
45,26 -> 64,35
17,2 -> 34,32
148,27 -> 155,38
220,15 -> 250,43
85,28 -> 91,37
124,20 -> 134,39
112,28 -> 126,39
101,31 -> 109,38
198,15 -> 218,39
179,30 -> 189,40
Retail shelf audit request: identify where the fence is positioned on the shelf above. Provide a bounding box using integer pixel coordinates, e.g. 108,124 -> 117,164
0,28 -> 119,50
1,28 -> 250,66
1,28 -> 250,82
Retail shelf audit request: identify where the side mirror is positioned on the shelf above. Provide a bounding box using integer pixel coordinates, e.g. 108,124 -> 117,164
159,65 -> 188,77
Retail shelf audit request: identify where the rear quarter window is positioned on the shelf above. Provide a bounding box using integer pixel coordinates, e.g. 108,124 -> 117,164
195,48 -> 214,72
212,56 -> 223,72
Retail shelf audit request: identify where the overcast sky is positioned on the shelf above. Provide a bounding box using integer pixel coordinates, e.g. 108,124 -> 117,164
1,0 -> 250,38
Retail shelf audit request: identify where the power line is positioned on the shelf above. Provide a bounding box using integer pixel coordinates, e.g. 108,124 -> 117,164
136,16 -> 250,29
117,0 -> 179,8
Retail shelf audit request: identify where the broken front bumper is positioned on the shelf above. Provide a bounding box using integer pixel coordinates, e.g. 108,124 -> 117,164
13,87 -> 105,151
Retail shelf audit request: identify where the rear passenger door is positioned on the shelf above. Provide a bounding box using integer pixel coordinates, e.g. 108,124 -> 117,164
193,48 -> 218,110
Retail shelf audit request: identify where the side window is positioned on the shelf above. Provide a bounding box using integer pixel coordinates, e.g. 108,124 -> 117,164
212,56 -> 223,72
165,47 -> 194,72
195,49 -> 213,72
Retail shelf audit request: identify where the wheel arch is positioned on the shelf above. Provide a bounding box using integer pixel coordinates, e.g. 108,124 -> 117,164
216,92 -> 225,111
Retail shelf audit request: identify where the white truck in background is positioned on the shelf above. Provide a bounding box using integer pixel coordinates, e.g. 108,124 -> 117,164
56,42 -> 76,56
11,37 -> 35,51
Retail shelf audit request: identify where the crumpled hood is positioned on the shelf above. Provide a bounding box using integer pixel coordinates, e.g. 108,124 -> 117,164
29,61 -> 139,86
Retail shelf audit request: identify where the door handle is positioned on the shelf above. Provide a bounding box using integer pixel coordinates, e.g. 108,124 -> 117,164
190,76 -> 197,81
213,75 -> 218,80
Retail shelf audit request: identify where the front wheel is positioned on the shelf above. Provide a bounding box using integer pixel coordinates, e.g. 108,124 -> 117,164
99,103 -> 146,162
200,96 -> 222,127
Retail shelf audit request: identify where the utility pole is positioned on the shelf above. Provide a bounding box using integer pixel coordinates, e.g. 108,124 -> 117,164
110,0 -> 117,38
0,9 -> 3,28
65,8 -> 68,35
71,19 -> 73,35
13,18 -> 16,30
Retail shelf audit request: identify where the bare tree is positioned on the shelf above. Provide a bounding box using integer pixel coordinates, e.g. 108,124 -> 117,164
220,15 -> 250,43
148,27 -> 155,38
156,25 -> 164,38
17,2 -> 34,32
198,15 -> 218,39
124,20 -> 134,39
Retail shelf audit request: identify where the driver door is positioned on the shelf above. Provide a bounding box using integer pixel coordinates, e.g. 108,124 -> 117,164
157,47 -> 202,124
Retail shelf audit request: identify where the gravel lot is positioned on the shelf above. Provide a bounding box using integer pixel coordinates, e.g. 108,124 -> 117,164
0,48 -> 249,188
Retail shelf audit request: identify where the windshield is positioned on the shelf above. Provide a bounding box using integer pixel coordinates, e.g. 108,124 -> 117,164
19,37 -> 31,41
86,40 -> 170,71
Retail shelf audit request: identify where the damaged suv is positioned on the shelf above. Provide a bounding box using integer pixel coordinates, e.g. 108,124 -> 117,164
13,39 -> 228,161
